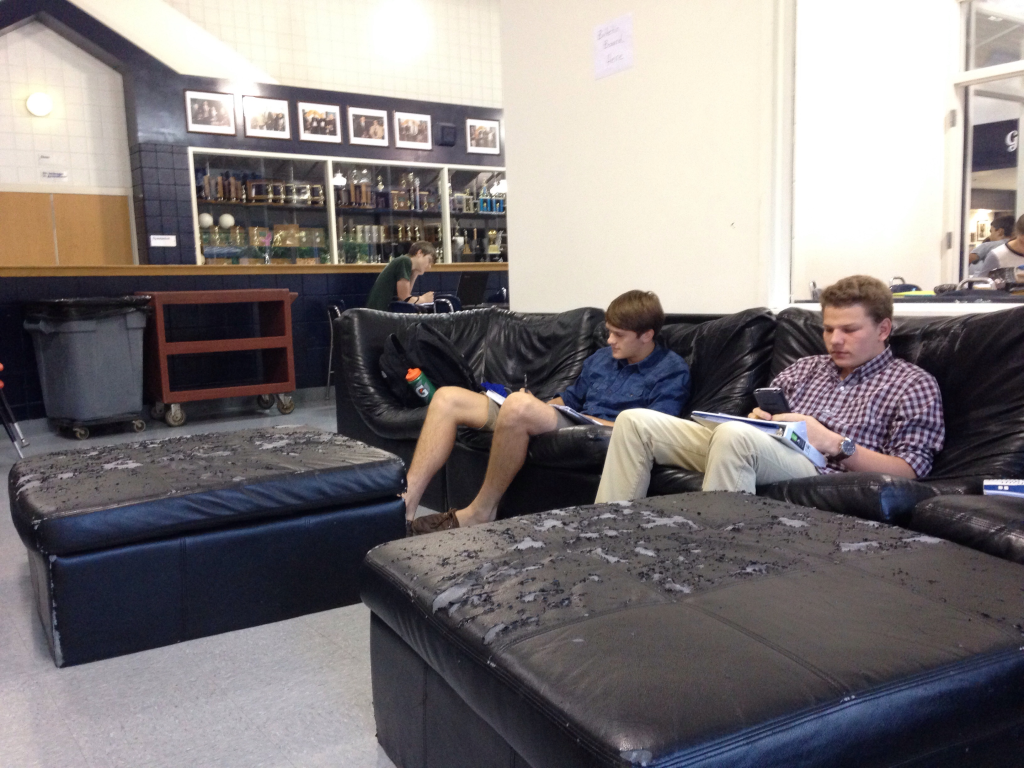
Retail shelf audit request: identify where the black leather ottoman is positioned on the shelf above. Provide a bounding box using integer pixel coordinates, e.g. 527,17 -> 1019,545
910,494 -> 1024,564
361,493 -> 1024,768
10,426 -> 405,667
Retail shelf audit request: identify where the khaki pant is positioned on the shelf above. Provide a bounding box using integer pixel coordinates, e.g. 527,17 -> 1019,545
595,410 -> 820,502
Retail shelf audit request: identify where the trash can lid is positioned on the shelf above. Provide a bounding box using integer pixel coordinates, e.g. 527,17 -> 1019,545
24,296 -> 152,321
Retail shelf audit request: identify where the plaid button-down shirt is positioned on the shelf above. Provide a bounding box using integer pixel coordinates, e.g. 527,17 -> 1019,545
772,348 -> 945,476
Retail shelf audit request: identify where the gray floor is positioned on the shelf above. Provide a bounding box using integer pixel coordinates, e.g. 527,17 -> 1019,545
0,400 -> 399,768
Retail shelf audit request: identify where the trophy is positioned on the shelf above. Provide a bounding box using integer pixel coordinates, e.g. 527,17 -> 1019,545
487,229 -> 499,255
290,183 -> 312,205
310,184 -> 325,206
247,180 -> 268,204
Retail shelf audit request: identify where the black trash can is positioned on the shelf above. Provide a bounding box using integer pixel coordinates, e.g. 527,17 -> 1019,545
24,296 -> 151,437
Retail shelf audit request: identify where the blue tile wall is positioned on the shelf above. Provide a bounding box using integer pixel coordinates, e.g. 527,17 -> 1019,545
0,270 -> 507,422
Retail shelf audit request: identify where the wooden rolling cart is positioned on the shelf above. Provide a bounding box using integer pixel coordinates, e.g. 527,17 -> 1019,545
138,289 -> 297,427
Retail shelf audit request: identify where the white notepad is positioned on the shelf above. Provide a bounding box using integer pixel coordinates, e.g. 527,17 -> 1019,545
690,411 -> 827,469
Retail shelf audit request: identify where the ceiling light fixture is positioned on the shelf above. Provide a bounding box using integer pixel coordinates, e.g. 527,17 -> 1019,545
26,92 -> 53,117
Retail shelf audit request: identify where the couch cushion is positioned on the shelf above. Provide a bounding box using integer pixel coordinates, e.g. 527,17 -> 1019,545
458,424 -> 614,469
910,495 -> 1024,564
9,426 -> 405,556
362,493 -> 1024,768
661,307 -> 776,416
480,307 -> 606,401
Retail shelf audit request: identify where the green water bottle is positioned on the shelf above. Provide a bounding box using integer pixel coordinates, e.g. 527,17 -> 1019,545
406,368 -> 436,404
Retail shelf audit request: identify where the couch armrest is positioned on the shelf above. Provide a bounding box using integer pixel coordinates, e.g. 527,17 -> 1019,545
336,310 -> 438,441
909,495 -> 1024,564
758,472 -> 939,524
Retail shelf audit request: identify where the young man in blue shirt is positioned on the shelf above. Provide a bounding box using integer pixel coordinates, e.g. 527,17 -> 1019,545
409,290 -> 691,534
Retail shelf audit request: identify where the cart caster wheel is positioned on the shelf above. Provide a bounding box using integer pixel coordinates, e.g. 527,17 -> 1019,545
164,404 -> 186,427
132,419 -> 146,433
256,394 -> 275,410
275,394 -> 295,415
150,403 -> 166,419
72,427 -> 89,440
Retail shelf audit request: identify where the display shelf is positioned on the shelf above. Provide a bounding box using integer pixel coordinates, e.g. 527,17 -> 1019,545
199,201 -> 327,211
188,148 -> 508,265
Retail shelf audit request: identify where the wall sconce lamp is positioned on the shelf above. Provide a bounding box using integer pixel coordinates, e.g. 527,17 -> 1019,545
26,92 -> 53,117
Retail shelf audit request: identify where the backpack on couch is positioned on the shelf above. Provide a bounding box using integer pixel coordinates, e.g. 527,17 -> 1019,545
379,334 -> 423,407
379,324 -> 478,407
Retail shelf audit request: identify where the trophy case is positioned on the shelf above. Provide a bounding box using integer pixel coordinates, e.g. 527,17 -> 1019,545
331,162 -> 444,264
187,148 -> 507,265
449,169 -> 507,263
193,152 -> 332,265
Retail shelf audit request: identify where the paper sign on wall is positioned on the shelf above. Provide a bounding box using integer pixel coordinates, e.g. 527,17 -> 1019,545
37,153 -> 69,182
594,14 -> 634,79
149,235 -> 177,247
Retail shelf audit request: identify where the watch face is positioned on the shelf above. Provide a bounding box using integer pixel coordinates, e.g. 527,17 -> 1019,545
840,437 -> 856,456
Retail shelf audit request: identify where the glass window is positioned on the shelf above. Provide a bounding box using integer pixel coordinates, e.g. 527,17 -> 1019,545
969,1 -> 1024,70
963,81 -> 1022,273
194,152 -> 331,265
449,169 -> 507,263
332,163 -> 444,264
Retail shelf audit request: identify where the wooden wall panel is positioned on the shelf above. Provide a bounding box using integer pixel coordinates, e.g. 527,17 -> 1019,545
53,194 -> 134,266
0,193 -> 57,267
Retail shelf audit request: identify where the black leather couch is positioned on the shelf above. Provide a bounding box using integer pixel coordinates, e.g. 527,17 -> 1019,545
335,304 -> 1024,527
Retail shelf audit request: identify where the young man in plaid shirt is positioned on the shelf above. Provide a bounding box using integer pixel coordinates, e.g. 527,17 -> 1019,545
595,275 -> 945,501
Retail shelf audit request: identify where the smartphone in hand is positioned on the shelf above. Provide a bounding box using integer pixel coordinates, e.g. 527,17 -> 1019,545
754,387 -> 790,415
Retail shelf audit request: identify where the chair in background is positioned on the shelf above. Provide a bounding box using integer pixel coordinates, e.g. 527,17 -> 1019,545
0,363 -> 27,457
324,300 -> 347,400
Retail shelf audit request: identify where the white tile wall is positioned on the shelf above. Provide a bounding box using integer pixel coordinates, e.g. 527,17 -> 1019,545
164,0 -> 502,107
0,22 -> 131,193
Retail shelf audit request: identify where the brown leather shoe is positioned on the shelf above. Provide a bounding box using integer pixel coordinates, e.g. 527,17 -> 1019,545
410,509 -> 461,535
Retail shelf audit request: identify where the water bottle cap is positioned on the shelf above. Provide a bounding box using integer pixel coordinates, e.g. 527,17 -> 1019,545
405,368 -> 422,381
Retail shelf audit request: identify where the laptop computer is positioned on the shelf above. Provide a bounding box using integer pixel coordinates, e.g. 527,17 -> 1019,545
456,272 -> 491,307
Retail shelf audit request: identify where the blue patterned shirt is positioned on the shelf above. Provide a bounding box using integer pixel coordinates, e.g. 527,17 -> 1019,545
560,346 -> 690,421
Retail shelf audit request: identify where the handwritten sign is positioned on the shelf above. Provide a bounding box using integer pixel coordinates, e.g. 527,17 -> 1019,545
594,14 -> 634,80
37,153 -> 69,183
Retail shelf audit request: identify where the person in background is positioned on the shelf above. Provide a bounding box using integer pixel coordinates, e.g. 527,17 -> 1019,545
595,275 -> 945,503
365,241 -> 436,311
977,214 -> 1024,273
407,290 -> 691,534
969,214 -> 1014,276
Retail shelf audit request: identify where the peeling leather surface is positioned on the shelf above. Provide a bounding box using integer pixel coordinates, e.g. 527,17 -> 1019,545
10,426 -> 405,554
367,493 -> 1024,653
365,493 -> 1024,766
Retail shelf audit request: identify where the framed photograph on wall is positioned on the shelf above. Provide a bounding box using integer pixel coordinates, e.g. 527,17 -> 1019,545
298,102 -> 342,143
394,111 -> 432,150
185,91 -> 236,135
348,107 -> 389,147
466,118 -> 500,154
242,96 -> 291,139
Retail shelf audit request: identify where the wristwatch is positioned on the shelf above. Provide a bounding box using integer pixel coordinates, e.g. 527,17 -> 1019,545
832,436 -> 856,460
